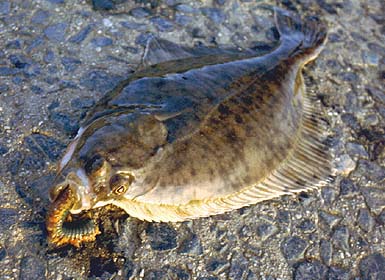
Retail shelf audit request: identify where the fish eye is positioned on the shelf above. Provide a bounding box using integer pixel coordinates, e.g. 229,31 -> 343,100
84,154 -> 105,175
109,173 -> 133,196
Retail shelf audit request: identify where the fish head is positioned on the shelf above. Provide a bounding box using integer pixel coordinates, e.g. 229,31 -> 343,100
49,113 -> 168,213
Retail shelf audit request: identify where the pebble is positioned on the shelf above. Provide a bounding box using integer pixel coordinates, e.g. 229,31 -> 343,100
361,187 -> 385,215
47,0 -> 65,4
321,187 -> 338,205
293,261 -> 328,280
30,85 -> 44,94
256,222 -> 278,240
175,14 -> 192,26
49,111 -> 80,136
320,239 -> 332,265
177,232 -> 203,255
339,178 -> 358,196
26,36 -> 44,53
0,208 -> 18,230
298,219 -> 316,233
150,17 -> 175,32
120,21 -> 147,31
229,253 -> 249,279
24,133 -> 65,161
0,1 -> 10,15
71,96 -> 95,109
19,256 -> 46,280
129,7 -> 151,18
0,67 -> 20,76
332,226 -> 350,251
80,70 -> 122,93
359,253 -> 385,279
357,208 -> 375,232
144,269 -> 166,280
0,84 -> 9,93
44,22 -> 68,42
345,142 -> 368,159
366,86 -> 385,105
355,160 -> 385,182
91,36 -> 113,47
333,154 -> 356,176
281,236 -> 307,261
328,266 -> 350,280
318,210 -> 341,229
145,223 -> 177,251
31,9 -> 50,25
44,50 -> 55,63
61,56 -> 81,72
0,246 -> 6,261
201,7 -> 226,24
68,24 -> 93,44
91,0 -> 115,10
175,4 -> 199,14
205,258 -> 228,274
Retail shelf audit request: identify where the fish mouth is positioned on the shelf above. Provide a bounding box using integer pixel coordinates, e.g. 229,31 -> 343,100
46,173 -> 100,247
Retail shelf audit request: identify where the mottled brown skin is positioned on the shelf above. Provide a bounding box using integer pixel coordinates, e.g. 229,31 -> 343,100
47,8 -> 329,246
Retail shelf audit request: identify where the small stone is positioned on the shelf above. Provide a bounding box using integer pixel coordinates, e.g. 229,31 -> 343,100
366,87 -> 385,105
129,7 -> 151,18
321,187 -> 338,205
293,261 -> 328,280
361,187 -> 385,215
61,57 -> 81,72
256,222 -> 279,240
320,239 -> 332,265
201,7 -> 226,24
178,232 -> 203,255
339,178 -> 358,196
362,50 -> 380,66
355,160 -> 385,182
318,210 -> 341,229
229,253 -> 249,279
341,113 -> 360,130
121,21 -> 147,31
0,67 -> 20,76
47,0 -> 64,4
0,84 -> 9,93
19,256 -> 46,280
359,253 -> 385,279
150,17 -> 174,32
340,72 -> 359,82
0,1 -> 10,15
175,4 -> 198,14
0,208 -> 18,230
298,219 -> 316,233
81,70 -> 122,93
31,85 -> 44,94
91,36 -> 113,47
69,24 -> 93,44
205,258 -> 228,274
333,154 -> 356,176
332,226 -> 350,251
31,9 -> 50,25
26,36 -> 44,53
92,0 -> 115,10
49,111 -> 80,136
0,246 -> 6,261
215,0 -> 227,5
135,33 -> 153,47
44,22 -> 68,42
146,223 -> 177,251
346,142 -> 368,159
0,144 -> 8,155
167,266 -> 190,280
89,257 -> 119,277
71,96 -> 95,109
175,14 -> 192,26
357,208 -> 375,232
281,236 -> 308,261
328,266 -> 350,280
6,40 -> 22,49
144,269 -> 166,280
24,133 -> 65,161
44,50 -> 55,63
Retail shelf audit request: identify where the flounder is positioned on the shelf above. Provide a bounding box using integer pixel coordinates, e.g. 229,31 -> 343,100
47,8 -> 330,247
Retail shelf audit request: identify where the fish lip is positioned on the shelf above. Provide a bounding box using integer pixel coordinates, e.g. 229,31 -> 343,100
50,169 -> 93,214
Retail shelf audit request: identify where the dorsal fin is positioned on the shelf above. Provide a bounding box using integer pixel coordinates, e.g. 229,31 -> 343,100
142,36 -> 257,67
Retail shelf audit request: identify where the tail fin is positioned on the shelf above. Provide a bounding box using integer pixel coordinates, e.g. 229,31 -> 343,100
274,7 -> 327,59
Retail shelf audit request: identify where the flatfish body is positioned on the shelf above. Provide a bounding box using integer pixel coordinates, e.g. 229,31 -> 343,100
47,8 -> 330,246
